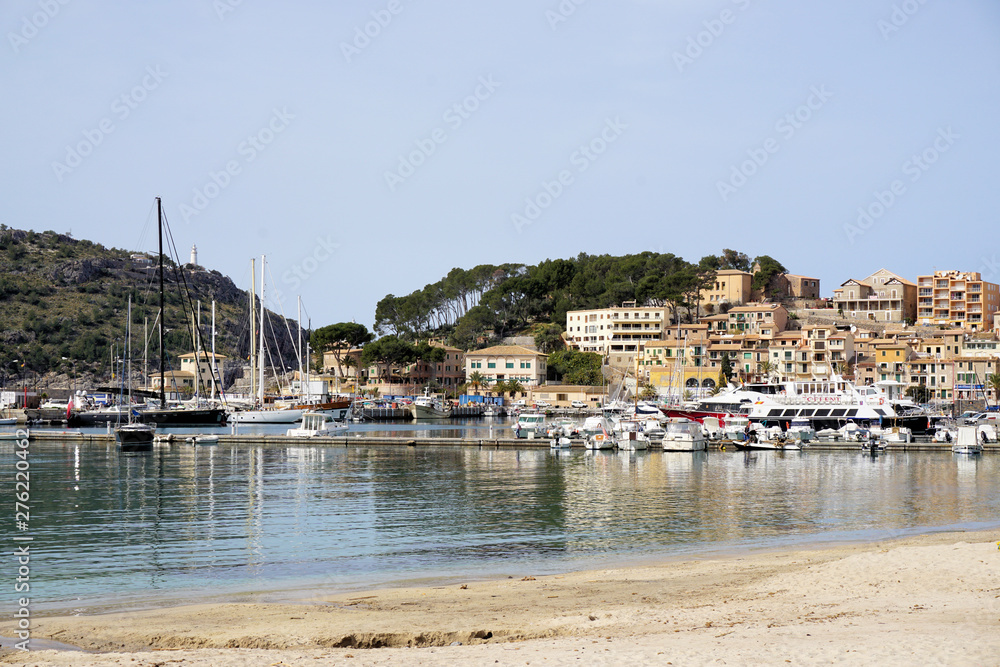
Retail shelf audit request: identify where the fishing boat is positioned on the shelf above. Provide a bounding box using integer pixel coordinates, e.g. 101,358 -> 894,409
410,389 -> 453,419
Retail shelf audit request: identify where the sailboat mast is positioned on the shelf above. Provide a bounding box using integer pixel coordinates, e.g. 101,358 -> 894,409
211,300 -> 218,401
258,255 -> 265,406
297,297 -> 303,400
249,258 -> 256,403
157,196 -> 165,409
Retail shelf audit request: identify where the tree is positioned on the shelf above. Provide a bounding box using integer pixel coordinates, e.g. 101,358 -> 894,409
720,353 -> 733,384
720,248 -> 752,272
505,380 -> 525,399
548,349 -> 603,385
468,370 -> 485,396
640,382 -> 657,400
751,255 -> 787,298
906,385 -> 931,404
360,335 -> 417,382
311,322 -> 374,378
756,359 -> 777,383
534,324 -> 564,353
987,373 -> 1000,402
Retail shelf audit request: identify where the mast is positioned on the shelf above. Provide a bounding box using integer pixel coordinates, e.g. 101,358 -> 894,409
211,300 -> 218,401
258,255 -> 265,406
297,297 -> 304,400
126,296 -> 133,417
157,197 -> 165,409
194,301 -> 202,401
249,258 -> 256,403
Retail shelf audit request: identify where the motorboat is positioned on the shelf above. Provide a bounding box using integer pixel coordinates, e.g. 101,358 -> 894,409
881,426 -> 912,444
286,412 -> 349,437
585,431 -> 615,450
547,418 -> 580,439
580,415 -> 615,438
952,425 -> 984,454
662,418 -> 707,452
615,420 -> 649,450
785,417 -> 816,443
550,435 -> 572,449
513,413 -> 546,439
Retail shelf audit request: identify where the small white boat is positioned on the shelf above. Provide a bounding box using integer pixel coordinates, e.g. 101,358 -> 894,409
952,425 -> 984,454
882,426 -> 912,444
550,436 -> 572,449
815,427 -> 840,440
585,431 -> 615,450
722,415 -> 751,442
662,418 -> 707,452
701,416 -> 723,440
286,412 -> 349,437
114,422 -> 155,452
615,420 -> 648,450
185,434 -> 220,445
0,417 -> 18,426
580,415 -> 614,438
786,417 -> 816,443
513,413 -> 547,439
482,406 -> 497,417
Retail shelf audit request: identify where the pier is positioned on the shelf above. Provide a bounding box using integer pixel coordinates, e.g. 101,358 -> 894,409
14,429 -> 1000,452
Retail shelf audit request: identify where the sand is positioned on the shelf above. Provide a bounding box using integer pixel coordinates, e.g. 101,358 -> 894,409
3,530 -> 999,666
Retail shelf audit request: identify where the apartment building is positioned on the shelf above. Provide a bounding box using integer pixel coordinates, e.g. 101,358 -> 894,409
916,270 -> 1000,331
832,269 -> 917,322
565,301 -> 667,354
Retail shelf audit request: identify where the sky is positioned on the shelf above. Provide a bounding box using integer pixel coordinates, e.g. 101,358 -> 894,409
4,1 -> 1000,331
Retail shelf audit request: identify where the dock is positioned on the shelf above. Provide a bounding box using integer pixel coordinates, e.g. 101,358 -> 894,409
11,429 -> 1000,452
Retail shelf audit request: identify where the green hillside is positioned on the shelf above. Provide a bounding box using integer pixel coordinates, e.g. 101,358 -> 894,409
0,227 -> 301,386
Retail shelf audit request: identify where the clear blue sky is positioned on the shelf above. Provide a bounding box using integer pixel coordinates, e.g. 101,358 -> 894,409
4,1 -> 999,329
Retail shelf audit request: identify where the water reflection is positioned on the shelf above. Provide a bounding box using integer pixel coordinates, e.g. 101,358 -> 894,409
12,441 -> 1000,614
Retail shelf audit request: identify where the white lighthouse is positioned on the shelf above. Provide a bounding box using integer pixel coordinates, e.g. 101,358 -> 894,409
190,244 -> 198,266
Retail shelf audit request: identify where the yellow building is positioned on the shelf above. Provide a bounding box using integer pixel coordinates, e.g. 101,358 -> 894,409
700,269 -> 752,306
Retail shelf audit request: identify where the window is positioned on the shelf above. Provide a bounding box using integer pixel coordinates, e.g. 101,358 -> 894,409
487,362 -> 496,369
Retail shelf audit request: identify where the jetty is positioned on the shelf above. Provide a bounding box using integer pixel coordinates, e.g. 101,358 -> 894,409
11,429 -> 1000,452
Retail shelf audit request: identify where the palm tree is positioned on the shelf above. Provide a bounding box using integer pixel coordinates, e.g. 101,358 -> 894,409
756,360 -> 777,383
506,380 -> 525,401
492,380 -> 509,401
987,373 -> 1000,403
468,370 -> 485,396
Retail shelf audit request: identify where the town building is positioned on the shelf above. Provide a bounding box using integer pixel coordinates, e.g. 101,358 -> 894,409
832,269 -> 917,323
916,270 -> 1000,331
726,303 -> 788,335
700,269 -> 752,306
465,344 -> 547,387
565,301 -> 667,354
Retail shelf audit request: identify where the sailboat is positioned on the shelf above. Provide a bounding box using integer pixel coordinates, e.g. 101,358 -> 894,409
114,297 -> 155,451
229,255 -> 305,424
136,198 -> 227,427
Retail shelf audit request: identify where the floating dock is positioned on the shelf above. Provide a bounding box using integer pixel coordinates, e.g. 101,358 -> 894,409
10,429 -> 999,452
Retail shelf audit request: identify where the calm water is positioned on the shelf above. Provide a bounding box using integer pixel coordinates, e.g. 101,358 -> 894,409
3,426 -> 999,615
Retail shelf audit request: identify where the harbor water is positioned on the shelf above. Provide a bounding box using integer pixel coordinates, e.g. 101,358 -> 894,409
3,420 -> 1000,616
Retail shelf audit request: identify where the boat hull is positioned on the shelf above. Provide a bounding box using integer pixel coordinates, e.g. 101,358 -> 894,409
115,424 -> 155,451
230,409 -> 304,424
410,404 -> 453,419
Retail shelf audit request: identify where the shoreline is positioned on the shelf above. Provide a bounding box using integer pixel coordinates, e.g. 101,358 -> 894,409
20,519 -> 1000,621
4,528 -> 999,666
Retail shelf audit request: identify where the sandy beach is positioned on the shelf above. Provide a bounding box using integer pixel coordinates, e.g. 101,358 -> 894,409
4,530 -> 999,666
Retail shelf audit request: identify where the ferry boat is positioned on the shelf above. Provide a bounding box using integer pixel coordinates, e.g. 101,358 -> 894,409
665,376 -> 934,435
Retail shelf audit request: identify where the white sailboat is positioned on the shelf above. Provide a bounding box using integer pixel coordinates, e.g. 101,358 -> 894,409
229,255 -> 304,424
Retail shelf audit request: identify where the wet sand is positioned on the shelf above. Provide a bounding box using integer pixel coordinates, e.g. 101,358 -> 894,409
3,530 -> 999,666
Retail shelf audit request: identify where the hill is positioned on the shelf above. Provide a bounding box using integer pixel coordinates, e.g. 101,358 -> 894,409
0,226 -> 302,388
